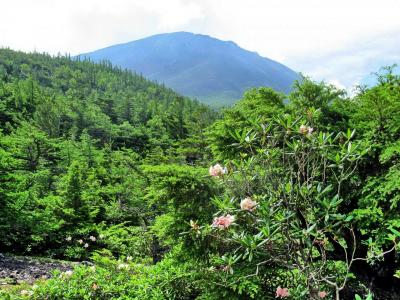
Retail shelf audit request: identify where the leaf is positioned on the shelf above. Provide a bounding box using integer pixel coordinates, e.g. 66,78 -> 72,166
306,223 -> 316,234
388,227 -> 400,237
345,215 -> 354,222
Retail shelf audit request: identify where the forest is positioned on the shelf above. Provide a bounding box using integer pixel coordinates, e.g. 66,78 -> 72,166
0,49 -> 399,299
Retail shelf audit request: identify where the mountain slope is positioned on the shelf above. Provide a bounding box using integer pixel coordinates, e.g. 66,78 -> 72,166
80,32 -> 300,106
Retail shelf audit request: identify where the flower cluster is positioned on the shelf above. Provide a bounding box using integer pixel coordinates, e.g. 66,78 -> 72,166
212,214 -> 235,229
240,197 -> 257,211
299,125 -> 314,136
209,164 -> 227,177
66,234 -> 101,249
117,263 -> 129,270
318,291 -> 327,298
59,270 -> 73,279
20,290 -> 33,297
276,286 -> 290,298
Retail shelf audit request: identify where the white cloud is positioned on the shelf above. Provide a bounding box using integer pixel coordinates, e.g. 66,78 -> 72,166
0,0 -> 399,89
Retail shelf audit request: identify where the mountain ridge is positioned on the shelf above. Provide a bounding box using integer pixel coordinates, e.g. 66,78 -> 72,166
80,32 -> 300,106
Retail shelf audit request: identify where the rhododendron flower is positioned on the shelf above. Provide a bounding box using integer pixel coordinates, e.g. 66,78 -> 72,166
89,236 -> 96,241
240,197 -> 257,211
212,214 -> 234,229
209,164 -> 227,177
276,286 -> 290,298
78,239 -> 83,244
66,236 -> 72,241
117,263 -> 129,269
84,243 -> 89,248
299,125 -> 308,134
318,291 -> 327,298
299,125 -> 314,136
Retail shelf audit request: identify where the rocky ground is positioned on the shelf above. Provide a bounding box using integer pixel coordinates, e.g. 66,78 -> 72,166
0,253 -> 77,285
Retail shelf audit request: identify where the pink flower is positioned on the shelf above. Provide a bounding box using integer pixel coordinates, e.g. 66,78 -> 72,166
240,197 -> 257,211
212,214 -> 234,229
209,164 -> 227,177
276,286 -> 290,298
318,291 -> 327,298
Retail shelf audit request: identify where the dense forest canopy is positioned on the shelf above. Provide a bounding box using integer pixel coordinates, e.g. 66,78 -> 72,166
0,49 -> 399,300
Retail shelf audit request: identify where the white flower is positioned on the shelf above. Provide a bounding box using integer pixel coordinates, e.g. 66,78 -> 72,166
20,290 -> 29,296
90,266 -> 96,272
78,239 -> 83,244
299,125 -> 308,134
64,270 -> 73,277
84,243 -> 89,248
89,236 -> 96,242
209,164 -> 227,177
299,125 -> 314,136
307,127 -> 314,137
240,197 -> 257,211
117,263 -> 129,270
126,256 -> 133,261
66,236 -> 72,241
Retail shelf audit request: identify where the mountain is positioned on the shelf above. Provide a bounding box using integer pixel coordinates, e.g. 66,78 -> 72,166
80,32 -> 300,106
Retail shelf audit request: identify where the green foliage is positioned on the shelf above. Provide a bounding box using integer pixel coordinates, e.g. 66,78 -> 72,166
1,48 -> 399,299
0,49 -> 216,258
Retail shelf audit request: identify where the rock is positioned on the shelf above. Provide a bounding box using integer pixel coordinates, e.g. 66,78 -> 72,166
0,253 -> 74,284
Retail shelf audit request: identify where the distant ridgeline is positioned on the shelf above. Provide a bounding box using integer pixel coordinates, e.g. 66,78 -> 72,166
79,32 -> 300,106
0,48 -> 216,155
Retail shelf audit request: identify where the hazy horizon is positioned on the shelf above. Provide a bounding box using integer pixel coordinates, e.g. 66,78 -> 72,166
1,0 -> 399,90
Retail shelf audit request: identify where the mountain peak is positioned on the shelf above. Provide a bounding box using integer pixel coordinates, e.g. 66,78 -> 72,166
80,32 -> 299,106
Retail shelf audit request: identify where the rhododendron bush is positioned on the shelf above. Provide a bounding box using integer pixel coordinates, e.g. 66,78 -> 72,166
196,115 -> 367,299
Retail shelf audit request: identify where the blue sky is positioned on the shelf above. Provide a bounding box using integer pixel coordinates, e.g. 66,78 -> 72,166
1,0 -> 399,91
